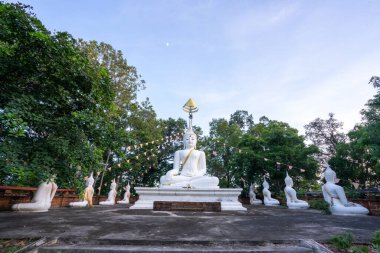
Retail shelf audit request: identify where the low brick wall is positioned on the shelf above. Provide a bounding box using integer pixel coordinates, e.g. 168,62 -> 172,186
0,187 -> 138,210
355,198 -> 380,216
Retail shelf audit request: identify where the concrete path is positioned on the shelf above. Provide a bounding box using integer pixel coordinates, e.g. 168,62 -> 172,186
0,205 -> 378,244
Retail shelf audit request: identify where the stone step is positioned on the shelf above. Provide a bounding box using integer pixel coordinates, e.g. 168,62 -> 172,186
37,240 -> 319,253
39,244 -> 313,253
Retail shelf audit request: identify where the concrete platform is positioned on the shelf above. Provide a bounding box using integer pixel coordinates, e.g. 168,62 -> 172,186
0,205 -> 379,252
131,187 -> 246,211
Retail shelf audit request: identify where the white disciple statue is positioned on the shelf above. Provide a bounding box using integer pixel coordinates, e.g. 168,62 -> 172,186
69,172 -> 95,207
322,166 -> 368,215
117,183 -> 131,204
12,175 -> 58,212
262,177 -> 280,206
160,127 -> 219,189
249,183 -> 262,205
284,172 -> 309,209
99,179 -> 117,205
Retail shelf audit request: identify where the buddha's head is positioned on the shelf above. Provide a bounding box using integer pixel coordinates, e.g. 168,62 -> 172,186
87,172 -> 95,186
110,179 -> 117,190
284,172 -> 293,187
183,127 -> 197,149
324,166 -> 336,183
263,177 -> 269,190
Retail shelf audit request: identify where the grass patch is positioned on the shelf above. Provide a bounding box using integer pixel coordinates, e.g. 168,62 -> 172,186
328,232 -> 353,251
372,230 -> 380,251
0,239 -> 34,253
309,199 -> 331,214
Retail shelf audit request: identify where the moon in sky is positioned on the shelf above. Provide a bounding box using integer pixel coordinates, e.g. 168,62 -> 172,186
166,42 -> 170,47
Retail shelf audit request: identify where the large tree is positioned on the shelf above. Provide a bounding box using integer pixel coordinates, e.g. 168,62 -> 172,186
240,119 -> 319,194
0,2 -> 143,190
329,77 -> 380,188
304,113 -> 347,163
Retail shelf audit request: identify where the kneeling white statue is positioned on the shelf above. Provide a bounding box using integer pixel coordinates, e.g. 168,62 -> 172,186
159,127 -> 219,189
262,177 -> 280,206
117,183 -> 131,204
12,176 -> 58,212
249,183 -> 262,205
322,166 -> 368,215
69,172 -> 94,207
284,172 -> 309,209
99,179 -> 117,205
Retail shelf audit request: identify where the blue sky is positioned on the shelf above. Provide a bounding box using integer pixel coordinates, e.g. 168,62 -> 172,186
9,0 -> 380,135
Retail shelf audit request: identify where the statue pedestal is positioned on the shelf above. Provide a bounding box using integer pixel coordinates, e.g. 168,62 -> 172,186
131,187 -> 246,211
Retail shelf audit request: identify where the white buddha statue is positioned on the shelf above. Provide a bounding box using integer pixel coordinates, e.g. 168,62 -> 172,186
69,172 -> 94,207
284,172 -> 309,209
249,183 -> 262,205
117,183 -> 131,204
99,179 -> 117,205
12,176 -> 58,212
322,166 -> 369,215
262,177 -> 280,206
159,127 -> 219,189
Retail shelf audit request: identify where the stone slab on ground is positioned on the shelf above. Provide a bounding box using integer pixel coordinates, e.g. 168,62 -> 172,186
0,205 -> 379,247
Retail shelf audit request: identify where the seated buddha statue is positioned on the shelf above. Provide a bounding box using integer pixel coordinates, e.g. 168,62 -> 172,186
249,183 -> 262,205
12,176 -> 58,212
284,172 -> 309,209
117,183 -> 131,204
322,166 -> 368,215
262,177 -> 280,206
69,172 -> 95,207
99,179 -> 117,205
159,127 -> 219,189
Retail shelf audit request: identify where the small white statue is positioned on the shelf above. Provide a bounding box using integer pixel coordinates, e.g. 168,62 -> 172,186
159,127 -> 219,189
249,183 -> 262,205
12,176 -> 58,212
322,166 -> 368,215
99,179 -> 117,205
262,177 -> 280,206
284,172 -> 309,209
69,172 -> 94,207
117,183 -> 131,204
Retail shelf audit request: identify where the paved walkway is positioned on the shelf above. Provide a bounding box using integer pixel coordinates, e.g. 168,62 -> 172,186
0,205 -> 379,243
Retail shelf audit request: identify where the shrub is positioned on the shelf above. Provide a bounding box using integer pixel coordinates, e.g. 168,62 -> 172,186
327,232 -> 353,251
309,199 -> 331,214
372,230 -> 380,251
351,245 -> 369,253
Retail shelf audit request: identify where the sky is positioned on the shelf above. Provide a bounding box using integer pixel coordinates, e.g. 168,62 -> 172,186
7,0 -> 380,135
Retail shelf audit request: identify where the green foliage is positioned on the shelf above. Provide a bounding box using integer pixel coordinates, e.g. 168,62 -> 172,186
0,2 -> 144,190
329,78 -> 380,188
304,113 -> 346,163
372,230 -> 380,251
327,232 -> 353,251
309,199 -> 331,214
351,245 -> 369,253
203,112 -> 319,194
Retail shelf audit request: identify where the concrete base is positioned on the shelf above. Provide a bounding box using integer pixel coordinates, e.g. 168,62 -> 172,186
131,187 -> 246,211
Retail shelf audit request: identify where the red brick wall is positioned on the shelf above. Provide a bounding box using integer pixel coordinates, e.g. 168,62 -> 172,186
0,192 -> 137,210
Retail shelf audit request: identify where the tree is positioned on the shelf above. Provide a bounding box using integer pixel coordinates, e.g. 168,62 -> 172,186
304,113 -> 347,163
329,77 -> 380,188
205,117 -> 243,188
241,120 -> 319,194
0,2 -> 143,191
229,110 -> 253,132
